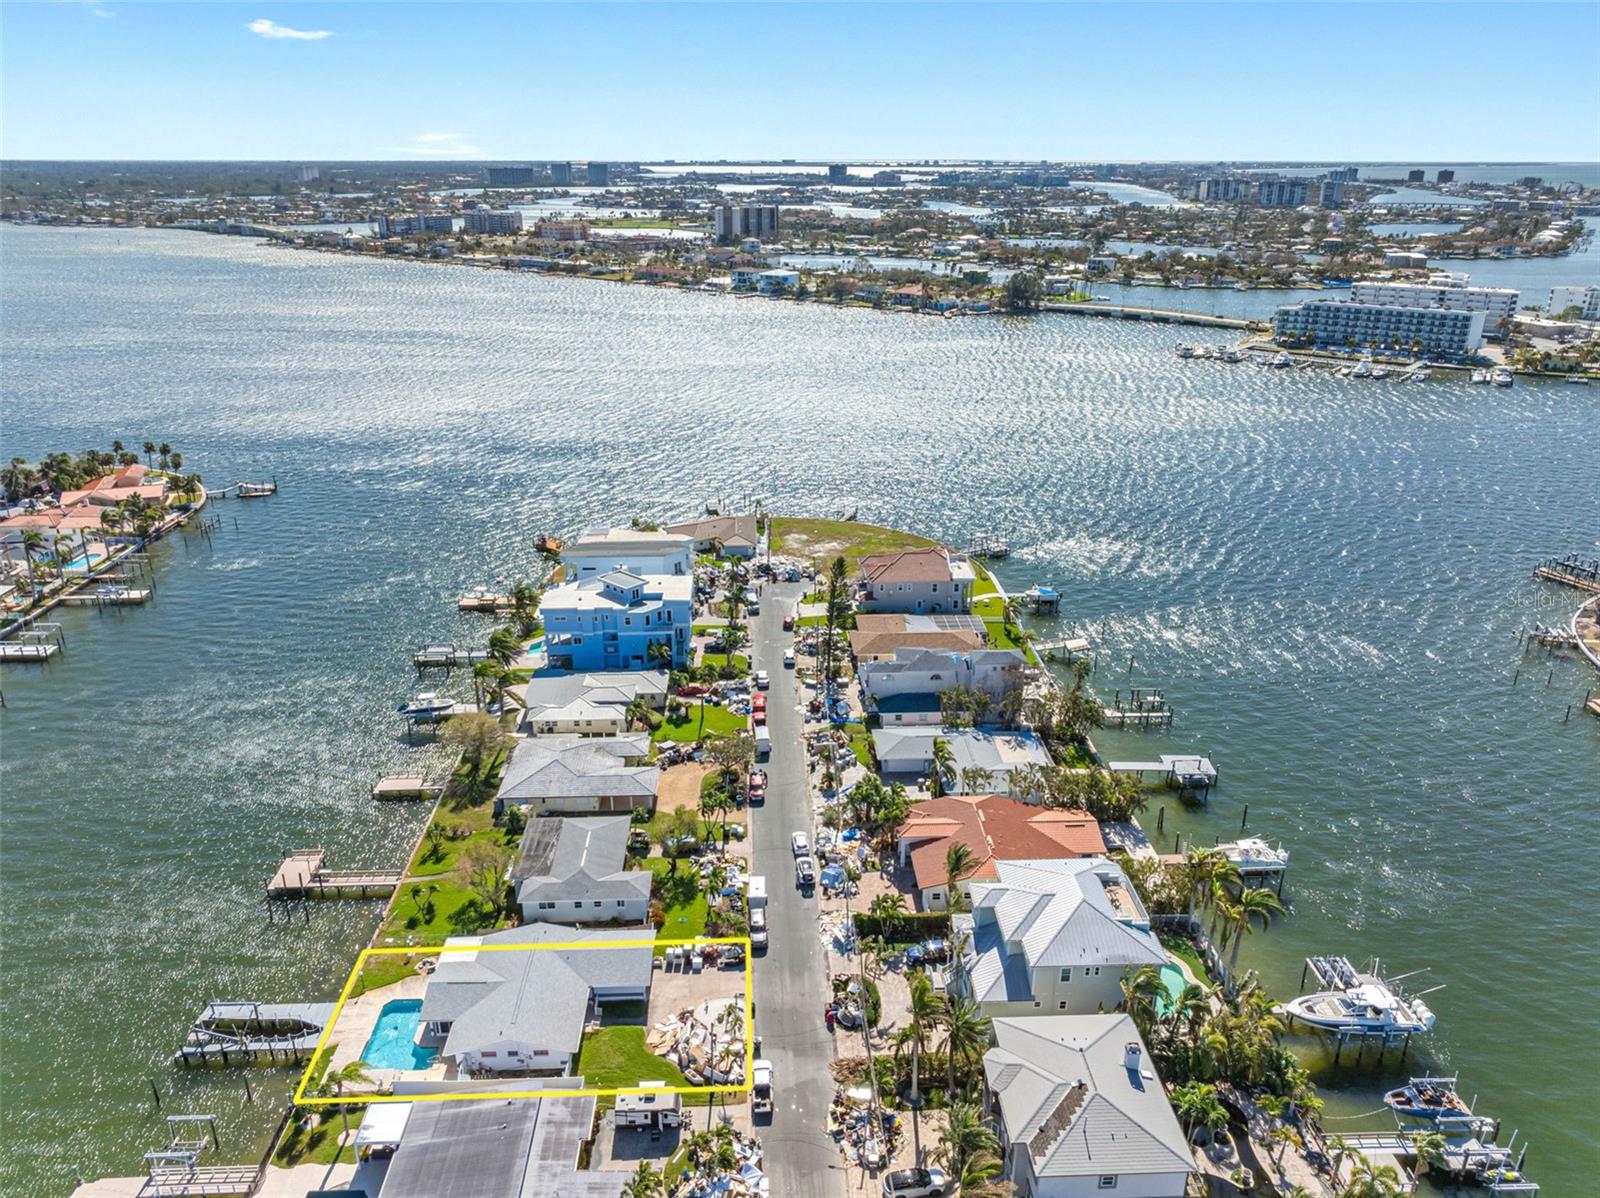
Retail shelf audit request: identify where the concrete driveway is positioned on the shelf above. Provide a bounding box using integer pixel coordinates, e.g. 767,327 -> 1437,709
749,581 -> 848,1198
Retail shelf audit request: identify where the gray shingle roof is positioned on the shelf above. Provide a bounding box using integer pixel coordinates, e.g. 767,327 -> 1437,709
984,1015 -> 1191,1179
497,735 -> 657,802
510,816 -> 650,906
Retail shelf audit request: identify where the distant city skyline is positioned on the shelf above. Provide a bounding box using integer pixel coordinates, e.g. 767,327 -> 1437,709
2,1 -> 1597,162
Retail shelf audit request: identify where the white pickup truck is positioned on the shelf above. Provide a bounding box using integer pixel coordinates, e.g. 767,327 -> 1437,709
752,1058 -> 774,1115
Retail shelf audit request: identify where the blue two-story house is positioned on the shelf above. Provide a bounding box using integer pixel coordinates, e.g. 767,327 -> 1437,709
542,571 -> 693,671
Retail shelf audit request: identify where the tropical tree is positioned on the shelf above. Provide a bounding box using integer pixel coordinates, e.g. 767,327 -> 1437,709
935,1099 -> 998,1181
1339,1153 -> 1407,1198
944,841 -> 978,912
487,625 -> 524,668
937,995 -> 991,1099
622,1161 -> 664,1198
1120,964 -> 1166,1040
1222,886 -> 1287,979
1171,1080 -> 1228,1144
18,529 -> 46,598
894,972 -> 943,1162
929,737 -> 956,796
2,458 -> 36,501
443,710 -> 513,783
959,765 -> 991,796
457,839 -> 513,921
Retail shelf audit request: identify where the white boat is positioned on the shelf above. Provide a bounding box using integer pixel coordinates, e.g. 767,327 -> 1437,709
1216,837 -> 1288,872
1565,373 -> 1590,385
1490,367 -> 1514,388
1282,956 -> 1438,1037
1175,343 -> 1195,359
1349,352 -> 1375,379
1220,347 -> 1243,364
1471,368 -> 1491,384
1269,351 -> 1292,369
1371,366 -> 1390,380
399,692 -> 459,723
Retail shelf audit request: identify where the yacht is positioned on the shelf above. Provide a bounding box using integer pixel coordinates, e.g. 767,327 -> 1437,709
1490,366 -> 1514,388
1371,366 -> 1390,380
1383,1076 -> 1474,1122
399,692 -> 459,723
1349,352 -> 1375,379
1269,351 -> 1293,369
1175,343 -> 1196,359
1471,368 -> 1491,384
1216,837 -> 1289,872
1565,373 -> 1590,385
1220,347 -> 1243,364
1282,956 -> 1439,1037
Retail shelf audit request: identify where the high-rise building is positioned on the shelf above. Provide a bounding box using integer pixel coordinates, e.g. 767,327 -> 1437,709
486,165 -> 538,187
1548,285 -> 1600,319
713,203 -> 781,244
1274,300 -> 1487,356
1319,179 -> 1345,209
548,162 -> 573,186
1256,179 -> 1310,208
376,213 -> 456,238
1195,177 -> 1250,203
296,165 -> 320,184
1349,281 -> 1519,327
1328,166 -> 1359,182
463,210 -> 524,235
828,164 -> 849,184
1436,169 -> 1456,184
1407,169 -> 1426,183
587,162 -> 609,186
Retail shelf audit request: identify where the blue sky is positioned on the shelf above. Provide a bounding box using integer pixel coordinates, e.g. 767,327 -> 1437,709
3,2 -> 1598,161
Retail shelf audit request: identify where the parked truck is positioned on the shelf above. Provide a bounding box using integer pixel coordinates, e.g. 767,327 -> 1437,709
752,1058 -> 774,1115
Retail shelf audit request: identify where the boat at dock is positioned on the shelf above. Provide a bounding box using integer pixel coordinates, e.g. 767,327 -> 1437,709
535,533 -> 565,554
1216,836 -> 1288,873
399,691 -> 463,723
1282,955 -> 1439,1038
1565,373 -> 1590,385
457,585 -> 514,612
1268,351 -> 1292,368
1471,368 -> 1491,384
1175,343 -> 1195,359
236,482 -> 277,498
1384,1075 -> 1474,1122
174,999 -> 332,1065
1491,366 -> 1514,388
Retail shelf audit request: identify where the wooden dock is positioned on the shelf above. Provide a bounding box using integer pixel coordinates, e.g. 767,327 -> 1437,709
458,592 -> 515,612
141,1164 -> 261,1196
414,643 -> 490,669
1102,687 -> 1174,728
62,588 -> 151,606
371,773 -> 445,801
265,848 -> 400,898
1533,554 -> 1600,593
173,1000 -> 332,1066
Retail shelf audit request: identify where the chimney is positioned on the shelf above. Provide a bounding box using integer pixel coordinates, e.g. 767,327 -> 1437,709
1123,1042 -> 1142,1073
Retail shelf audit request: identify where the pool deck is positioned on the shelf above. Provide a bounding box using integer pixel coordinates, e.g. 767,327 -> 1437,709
327,973 -> 430,1079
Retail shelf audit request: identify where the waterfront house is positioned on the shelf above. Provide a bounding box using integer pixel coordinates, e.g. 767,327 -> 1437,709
420,924 -> 654,1076
541,571 -> 693,671
510,816 -> 650,925
896,795 -> 1105,911
871,726 -> 1051,793
950,859 -> 1167,1019
514,670 -> 668,737
496,733 -> 659,815
856,546 -> 975,615
562,526 -> 693,579
859,646 -> 1027,717
847,613 -> 987,663
983,1014 -> 1192,1198
662,513 -> 761,559
366,1094 -> 625,1198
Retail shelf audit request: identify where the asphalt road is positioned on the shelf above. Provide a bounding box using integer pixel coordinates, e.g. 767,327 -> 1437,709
748,581 -> 845,1198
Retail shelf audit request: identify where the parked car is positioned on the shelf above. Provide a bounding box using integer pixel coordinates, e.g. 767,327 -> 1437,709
783,648 -> 795,667
676,683 -> 709,697
782,614 -> 796,631
663,835 -> 701,857
749,906 -> 768,950
795,855 -> 816,887
748,599 -> 760,615
791,832 -> 810,858
627,829 -> 651,853
755,670 -> 770,689
881,1168 -> 948,1198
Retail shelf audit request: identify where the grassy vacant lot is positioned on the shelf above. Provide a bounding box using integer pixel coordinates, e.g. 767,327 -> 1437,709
653,702 -> 748,743
770,516 -> 939,572
378,875 -> 501,945
648,857 -> 709,937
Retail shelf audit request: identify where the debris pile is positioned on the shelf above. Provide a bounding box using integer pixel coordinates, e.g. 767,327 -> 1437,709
648,999 -> 748,1085
671,1127 -> 768,1197
827,1085 -> 902,1170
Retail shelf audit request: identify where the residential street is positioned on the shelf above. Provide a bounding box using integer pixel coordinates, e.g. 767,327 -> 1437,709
747,581 -> 844,1198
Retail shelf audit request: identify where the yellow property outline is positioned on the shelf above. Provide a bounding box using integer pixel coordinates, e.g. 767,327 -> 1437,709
293,937 -> 754,1105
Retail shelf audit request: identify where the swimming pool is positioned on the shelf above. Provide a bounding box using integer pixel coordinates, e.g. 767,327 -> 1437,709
360,999 -> 437,1071
1154,962 -> 1189,1019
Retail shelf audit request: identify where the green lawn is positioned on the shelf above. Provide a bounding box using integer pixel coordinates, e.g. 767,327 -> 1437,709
1160,931 -> 1214,986
378,876 -> 503,945
577,1027 -> 711,1106
699,652 -> 750,674
648,858 -> 709,937
653,702 -> 748,743
273,1111 -> 363,1167
971,565 -> 999,598
971,594 -> 1005,619
769,516 -> 940,572
842,722 -> 874,767
352,952 -> 424,997
794,614 -> 830,628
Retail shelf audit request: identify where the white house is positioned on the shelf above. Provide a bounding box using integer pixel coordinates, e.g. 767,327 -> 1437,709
871,727 -> 1052,793
950,859 -> 1168,1019
984,1014 -> 1192,1198
510,816 -> 651,925
515,671 -> 668,737
859,647 -> 1027,712
497,734 -> 659,815
562,527 -> 693,579
420,924 -> 654,1076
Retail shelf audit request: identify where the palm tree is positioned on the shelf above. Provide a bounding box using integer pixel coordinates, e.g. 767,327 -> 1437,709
944,841 -> 977,912
929,737 -> 956,796
2,458 -> 36,501
895,971 -> 943,1163
1224,886 -> 1286,978
937,996 -> 991,1100
1406,1131 -> 1447,1175
1171,1080 -> 1227,1144
622,1162 -> 664,1198
958,765 -> 990,796
935,1099 -> 997,1181
18,529 -> 45,598
487,625 -> 523,668
1341,1153 -> 1407,1198
142,441 -> 156,467
954,1151 -> 1009,1198
1119,964 -> 1166,1039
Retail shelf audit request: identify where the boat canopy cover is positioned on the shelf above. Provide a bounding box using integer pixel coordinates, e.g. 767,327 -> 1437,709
1349,985 -> 1396,1010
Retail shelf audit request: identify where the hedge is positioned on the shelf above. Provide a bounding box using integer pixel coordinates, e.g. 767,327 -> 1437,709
852,911 -> 952,944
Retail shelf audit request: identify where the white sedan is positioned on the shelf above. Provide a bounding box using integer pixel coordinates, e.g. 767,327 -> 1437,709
791,831 -> 810,858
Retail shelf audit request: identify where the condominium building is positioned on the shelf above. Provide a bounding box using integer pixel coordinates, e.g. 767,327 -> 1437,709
376,212 -> 455,237
1437,169 -> 1456,184
1407,169 -> 1426,183
548,161 -> 573,185
1329,166 -> 1360,182
587,162 -> 610,186
1192,177 -> 1250,203
828,163 -> 849,184
713,203 -> 781,245
1548,285 -> 1600,320
1274,300 -> 1487,356
486,165 -> 538,187
1256,178 -> 1310,208
463,209 -> 524,235
1319,179 -> 1345,209
1350,280 -> 1519,326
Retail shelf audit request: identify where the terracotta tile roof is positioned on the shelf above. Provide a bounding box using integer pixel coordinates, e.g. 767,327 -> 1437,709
899,795 -> 1105,896
859,546 -> 954,585
848,628 -> 984,660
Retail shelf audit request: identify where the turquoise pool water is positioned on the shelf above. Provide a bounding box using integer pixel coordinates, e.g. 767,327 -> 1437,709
360,999 -> 437,1070
1154,962 -> 1188,1018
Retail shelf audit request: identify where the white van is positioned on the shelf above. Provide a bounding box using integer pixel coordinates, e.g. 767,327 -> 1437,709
754,727 -> 771,759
